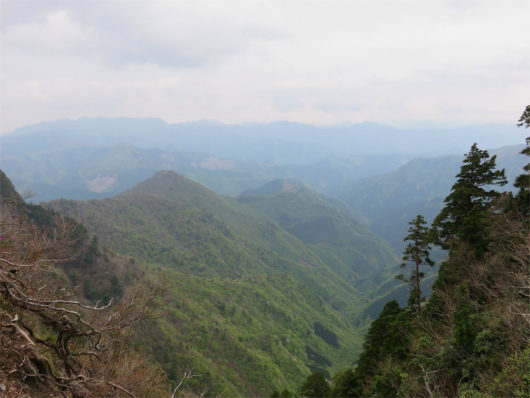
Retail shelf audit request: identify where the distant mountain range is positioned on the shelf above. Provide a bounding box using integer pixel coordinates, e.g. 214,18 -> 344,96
4,116 -> 526,160
333,144 -> 526,251
2,142 -> 416,202
2,117 -> 526,204
2,117 -> 526,254
2,116 -> 525,394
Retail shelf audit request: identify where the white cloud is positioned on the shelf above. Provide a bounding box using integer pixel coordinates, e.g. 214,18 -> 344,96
1,1 -> 282,69
1,0 -> 529,134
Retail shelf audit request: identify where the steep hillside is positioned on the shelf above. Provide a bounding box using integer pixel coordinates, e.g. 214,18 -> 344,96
4,169 -> 366,396
119,172 -> 334,273
0,170 -> 170,397
316,136 -> 530,398
122,171 -> 398,278
336,144 -> 527,251
133,270 -> 363,395
236,180 -> 398,285
0,169 -> 22,202
43,171 -> 401,394
46,172 -> 398,312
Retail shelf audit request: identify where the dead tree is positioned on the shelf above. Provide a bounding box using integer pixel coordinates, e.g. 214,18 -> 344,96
0,199 -> 171,397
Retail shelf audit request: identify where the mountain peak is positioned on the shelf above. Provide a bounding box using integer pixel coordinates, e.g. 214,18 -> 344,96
0,170 -> 22,202
124,170 -> 203,196
122,170 -> 228,213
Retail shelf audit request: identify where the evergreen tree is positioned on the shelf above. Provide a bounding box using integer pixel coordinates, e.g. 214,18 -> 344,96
270,389 -> 293,398
330,369 -> 358,398
329,110 -> 530,398
517,104 -> 530,129
514,106 -> 530,215
354,301 -> 411,397
396,215 -> 435,314
355,301 -> 411,376
432,143 -> 507,253
297,372 -> 331,398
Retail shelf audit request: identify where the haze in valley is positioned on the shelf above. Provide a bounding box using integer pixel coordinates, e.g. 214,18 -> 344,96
1,1 -> 529,396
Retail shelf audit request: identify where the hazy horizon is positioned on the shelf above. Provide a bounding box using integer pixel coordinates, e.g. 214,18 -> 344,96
2,115 -> 524,137
1,0 -> 528,135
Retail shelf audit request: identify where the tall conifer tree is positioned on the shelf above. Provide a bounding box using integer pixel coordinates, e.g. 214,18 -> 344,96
396,215 -> 434,314
432,143 -> 507,253
514,106 -> 530,215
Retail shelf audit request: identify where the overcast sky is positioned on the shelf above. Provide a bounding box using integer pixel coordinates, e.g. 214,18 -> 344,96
1,0 -> 529,134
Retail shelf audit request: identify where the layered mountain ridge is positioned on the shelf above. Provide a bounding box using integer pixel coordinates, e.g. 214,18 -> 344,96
35,169 -> 406,395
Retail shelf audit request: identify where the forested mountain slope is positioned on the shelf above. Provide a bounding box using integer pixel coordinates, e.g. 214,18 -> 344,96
3,169 -> 368,395
293,124 -> 530,397
0,170 -> 171,397
236,179 -> 397,285
336,144 -> 526,252
42,170 -> 400,395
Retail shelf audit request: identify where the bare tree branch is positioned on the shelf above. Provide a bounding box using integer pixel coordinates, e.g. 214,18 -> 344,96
1,199 -> 172,397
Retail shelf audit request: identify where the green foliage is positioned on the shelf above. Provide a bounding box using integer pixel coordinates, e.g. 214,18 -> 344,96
44,174 -> 380,395
395,215 -> 434,314
488,348 -> 530,398
237,187 -> 399,281
306,345 -> 332,367
356,301 -> 411,377
515,107 -> 530,200
271,389 -> 293,398
516,105 -> 530,129
45,171 -> 397,313
453,285 -> 483,355
326,135 -> 530,398
340,145 -> 525,257
130,271 -> 361,396
432,143 -> 507,253
313,322 -> 340,349
330,369 -> 359,398
297,371 -> 331,398
367,367 -> 405,398
513,106 -> 529,214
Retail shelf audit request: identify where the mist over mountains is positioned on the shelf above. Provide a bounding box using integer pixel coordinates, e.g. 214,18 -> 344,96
3,116 -> 526,160
1,117 -> 526,203
1,114 -> 528,396
2,0 -> 528,394
2,116 -> 526,254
